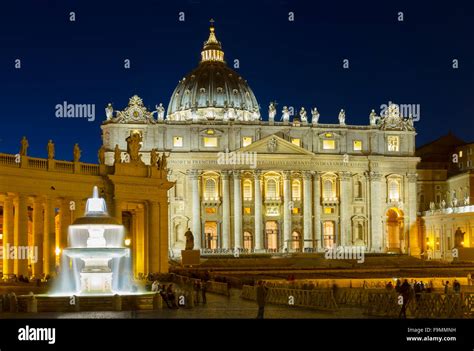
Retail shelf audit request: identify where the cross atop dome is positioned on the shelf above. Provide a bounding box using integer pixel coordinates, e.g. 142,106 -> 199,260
201,19 -> 225,63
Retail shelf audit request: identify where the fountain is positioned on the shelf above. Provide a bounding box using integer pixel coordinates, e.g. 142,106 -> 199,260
53,186 -> 132,295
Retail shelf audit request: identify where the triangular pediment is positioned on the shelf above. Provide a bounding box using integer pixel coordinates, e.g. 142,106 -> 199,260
237,134 -> 314,155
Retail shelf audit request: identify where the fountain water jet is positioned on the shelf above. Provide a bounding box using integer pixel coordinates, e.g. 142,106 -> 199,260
52,186 -> 132,295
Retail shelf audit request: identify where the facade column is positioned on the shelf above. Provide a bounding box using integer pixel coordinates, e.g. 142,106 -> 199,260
303,171 -> 313,249
407,173 -> 421,256
59,198 -> 69,249
369,172 -> 383,252
233,171 -> 242,249
339,171 -> 351,246
190,170 -> 201,249
221,171 -> 231,249
283,171 -> 291,250
2,195 -> 14,278
13,194 -> 28,277
32,197 -> 44,277
313,172 -> 322,250
254,170 -> 263,250
43,197 -> 56,276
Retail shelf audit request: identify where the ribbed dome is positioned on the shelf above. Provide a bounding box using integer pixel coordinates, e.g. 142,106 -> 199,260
167,21 -> 260,122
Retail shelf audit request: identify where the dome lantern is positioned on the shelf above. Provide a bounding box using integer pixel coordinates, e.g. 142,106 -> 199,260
201,19 -> 225,63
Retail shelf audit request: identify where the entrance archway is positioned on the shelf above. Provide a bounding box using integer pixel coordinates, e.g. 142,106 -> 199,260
204,221 -> 218,249
291,231 -> 301,252
265,221 -> 278,252
386,208 -> 404,253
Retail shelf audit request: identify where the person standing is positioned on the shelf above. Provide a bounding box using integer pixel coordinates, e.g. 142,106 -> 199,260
399,279 -> 411,319
201,280 -> 207,304
443,281 -> 450,294
256,281 -> 268,319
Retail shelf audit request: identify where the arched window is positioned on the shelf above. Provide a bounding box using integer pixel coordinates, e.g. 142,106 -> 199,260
266,179 -> 277,200
205,178 -> 217,200
243,179 -> 252,200
323,179 -> 335,199
243,231 -> 253,251
388,179 -> 400,201
292,180 -> 301,201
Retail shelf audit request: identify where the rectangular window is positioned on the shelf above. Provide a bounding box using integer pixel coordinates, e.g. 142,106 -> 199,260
173,136 -> 183,147
244,207 -> 251,215
324,207 -> 334,214
292,207 -> 300,214
323,139 -> 335,150
291,138 -> 301,147
203,137 -> 218,147
205,208 -> 216,214
459,151 -> 463,158
242,137 -> 252,147
387,136 -> 399,152
353,140 -> 362,151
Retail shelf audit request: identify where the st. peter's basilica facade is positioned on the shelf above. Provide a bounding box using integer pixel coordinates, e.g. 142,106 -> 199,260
101,23 -> 421,258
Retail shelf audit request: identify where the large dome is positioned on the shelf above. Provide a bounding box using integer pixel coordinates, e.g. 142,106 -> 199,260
167,22 -> 260,122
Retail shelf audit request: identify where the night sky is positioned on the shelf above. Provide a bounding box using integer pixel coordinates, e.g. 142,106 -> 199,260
0,0 -> 473,163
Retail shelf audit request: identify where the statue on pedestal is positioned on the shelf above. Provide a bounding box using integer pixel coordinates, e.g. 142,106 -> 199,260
114,144 -> 121,165
20,136 -> 29,156
156,103 -> 165,121
338,109 -> 346,125
268,102 -> 276,121
98,145 -> 106,165
369,109 -> 377,126
299,107 -> 307,123
105,103 -> 114,120
159,152 -> 169,171
311,107 -> 320,125
73,143 -> 81,162
282,106 -> 290,123
125,132 -> 143,164
464,195 -> 470,206
150,148 -> 159,167
47,140 -> 55,160
184,228 -> 194,250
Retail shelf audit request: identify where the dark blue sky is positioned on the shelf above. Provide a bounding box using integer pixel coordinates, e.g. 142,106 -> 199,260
0,0 -> 473,163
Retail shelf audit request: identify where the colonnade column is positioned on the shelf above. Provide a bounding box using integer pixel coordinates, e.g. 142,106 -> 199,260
148,200 -> 161,273
2,195 -> 14,278
221,171 -> 230,249
254,171 -> 263,250
59,198 -> 69,250
32,197 -> 44,277
43,197 -> 56,276
303,171 -> 313,249
13,194 -> 28,276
